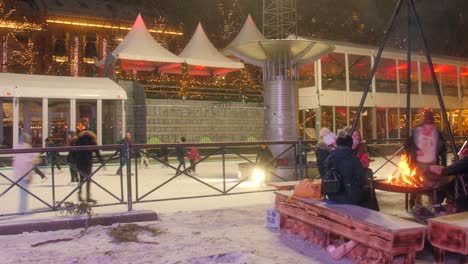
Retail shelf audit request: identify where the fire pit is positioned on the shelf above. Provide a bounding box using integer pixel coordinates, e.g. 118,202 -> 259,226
372,179 -> 435,194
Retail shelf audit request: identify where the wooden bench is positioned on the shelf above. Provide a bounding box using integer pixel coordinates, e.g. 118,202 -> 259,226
428,211 -> 468,264
267,180 -> 301,190
275,190 -> 427,263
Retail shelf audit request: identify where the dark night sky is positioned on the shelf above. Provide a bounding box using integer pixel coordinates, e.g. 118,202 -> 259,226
150,0 -> 467,58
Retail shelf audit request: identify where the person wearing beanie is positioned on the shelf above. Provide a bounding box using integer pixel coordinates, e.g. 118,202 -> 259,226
324,129 -> 370,207
316,128 -> 336,178
407,110 -> 447,210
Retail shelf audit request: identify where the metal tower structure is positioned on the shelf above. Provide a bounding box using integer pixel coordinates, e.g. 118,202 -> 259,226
263,0 -> 297,39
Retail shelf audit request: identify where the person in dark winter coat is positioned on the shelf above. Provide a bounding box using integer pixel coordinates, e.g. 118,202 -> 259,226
116,132 -> 132,175
256,144 -> 274,168
175,137 -> 187,175
67,131 -> 79,183
316,128 -> 336,178
75,130 -> 104,203
325,130 -> 368,206
430,148 -> 468,213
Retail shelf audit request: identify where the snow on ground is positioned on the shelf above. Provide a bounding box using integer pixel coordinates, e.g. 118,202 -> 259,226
0,156 -> 455,263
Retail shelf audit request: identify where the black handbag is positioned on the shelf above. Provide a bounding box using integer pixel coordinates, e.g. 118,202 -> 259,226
321,156 -> 342,195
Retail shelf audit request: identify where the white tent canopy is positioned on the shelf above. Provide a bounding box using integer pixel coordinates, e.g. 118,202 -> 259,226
159,23 -> 244,76
224,14 -> 267,67
225,16 -> 334,68
0,73 -> 127,100
100,14 -> 183,71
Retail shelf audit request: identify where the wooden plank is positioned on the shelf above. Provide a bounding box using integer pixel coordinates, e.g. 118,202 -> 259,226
428,213 -> 468,255
276,190 -> 426,232
275,191 -> 426,256
277,201 -> 424,255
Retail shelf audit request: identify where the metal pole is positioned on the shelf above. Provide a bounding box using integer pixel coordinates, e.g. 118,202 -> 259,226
298,137 -> 303,179
125,140 -> 133,211
406,0 -> 412,138
408,0 -> 466,196
351,0 -> 404,132
222,146 -> 226,194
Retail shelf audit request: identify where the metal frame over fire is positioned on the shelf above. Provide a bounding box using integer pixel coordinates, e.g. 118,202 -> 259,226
351,0 -> 467,200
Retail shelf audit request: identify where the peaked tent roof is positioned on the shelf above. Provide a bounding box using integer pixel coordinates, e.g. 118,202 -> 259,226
224,15 -> 267,67
225,16 -> 334,68
102,14 -> 183,71
159,23 -> 244,76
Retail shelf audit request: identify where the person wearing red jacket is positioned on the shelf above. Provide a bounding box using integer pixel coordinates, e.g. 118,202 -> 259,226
187,147 -> 201,175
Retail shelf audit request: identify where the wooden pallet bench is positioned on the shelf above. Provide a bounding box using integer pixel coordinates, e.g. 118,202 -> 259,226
275,190 -> 427,263
428,211 -> 468,264
267,180 -> 301,190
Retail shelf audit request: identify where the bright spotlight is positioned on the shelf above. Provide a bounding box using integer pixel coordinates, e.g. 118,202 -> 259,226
252,167 -> 266,186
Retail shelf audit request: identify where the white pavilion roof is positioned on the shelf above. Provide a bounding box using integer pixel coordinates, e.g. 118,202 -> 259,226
106,14 -> 183,71
159,23 -> 244,76
0,73 -> 127,100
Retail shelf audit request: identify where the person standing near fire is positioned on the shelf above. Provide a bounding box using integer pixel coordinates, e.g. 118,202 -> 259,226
407,110 -> 447,209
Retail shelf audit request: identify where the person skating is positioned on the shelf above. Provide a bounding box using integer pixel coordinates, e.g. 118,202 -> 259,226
116,132 -> 132,175
13,133 -> 40,213
187,147 -> 201,175
66,131 -> 79,184
175,137 -> 187,176
75,130 -> 104,203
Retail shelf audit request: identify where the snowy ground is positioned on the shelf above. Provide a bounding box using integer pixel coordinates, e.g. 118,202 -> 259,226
0,155 -> 458,263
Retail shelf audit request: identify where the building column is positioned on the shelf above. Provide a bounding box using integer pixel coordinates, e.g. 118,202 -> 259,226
97,99 -> 102,145
12,97 -> 19,148
121,99 -> 126,138
70,99 -> 76,132
0,101 -> 3,144
42,98 -> 48,147
23,103 -> 31,135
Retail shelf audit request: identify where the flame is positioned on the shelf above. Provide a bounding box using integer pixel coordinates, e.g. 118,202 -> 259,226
386,154 -> 425,187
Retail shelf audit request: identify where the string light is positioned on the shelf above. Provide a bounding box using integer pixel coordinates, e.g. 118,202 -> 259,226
2,36 -> 7,72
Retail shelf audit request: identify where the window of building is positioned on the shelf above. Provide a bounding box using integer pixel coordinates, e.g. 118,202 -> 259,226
321,53 -> 346,91
76,101 -> 97,134
440,64 -> 458,97
297,62 -> 315,88
462,109 -> 468,137
421,62 -> 439,95
398,60 -> 418,94
48,99 -> 70,146
102,100 -> 123,145
375,58 -> 397,93
320,106 -> 333,131
388,108 -> 400,139
18,99 -> 42,148
299,109 -> 316,140
461,66 -> 468,97
349,107 -> 372,139
335,107 -> 347,131
446,109 -> 460,136
348,54 -> 371,92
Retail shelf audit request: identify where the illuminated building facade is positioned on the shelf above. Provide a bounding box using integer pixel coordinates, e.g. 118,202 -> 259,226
0,0 -> 183,147
298,39 -> 468,141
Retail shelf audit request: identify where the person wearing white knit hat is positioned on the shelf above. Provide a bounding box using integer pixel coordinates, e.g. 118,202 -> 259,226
316,128 -> 336,178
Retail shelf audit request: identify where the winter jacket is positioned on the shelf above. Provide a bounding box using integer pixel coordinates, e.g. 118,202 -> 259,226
175,145 -> 186,162
256,147 -> 274,166
325,145 -> 366,205
316,142 -> 332,178
187,148 -> 201,161
440,157 -> 468,212
75,132 -> 103,168
353,142 -> 370,169
13,142 -> 38,182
